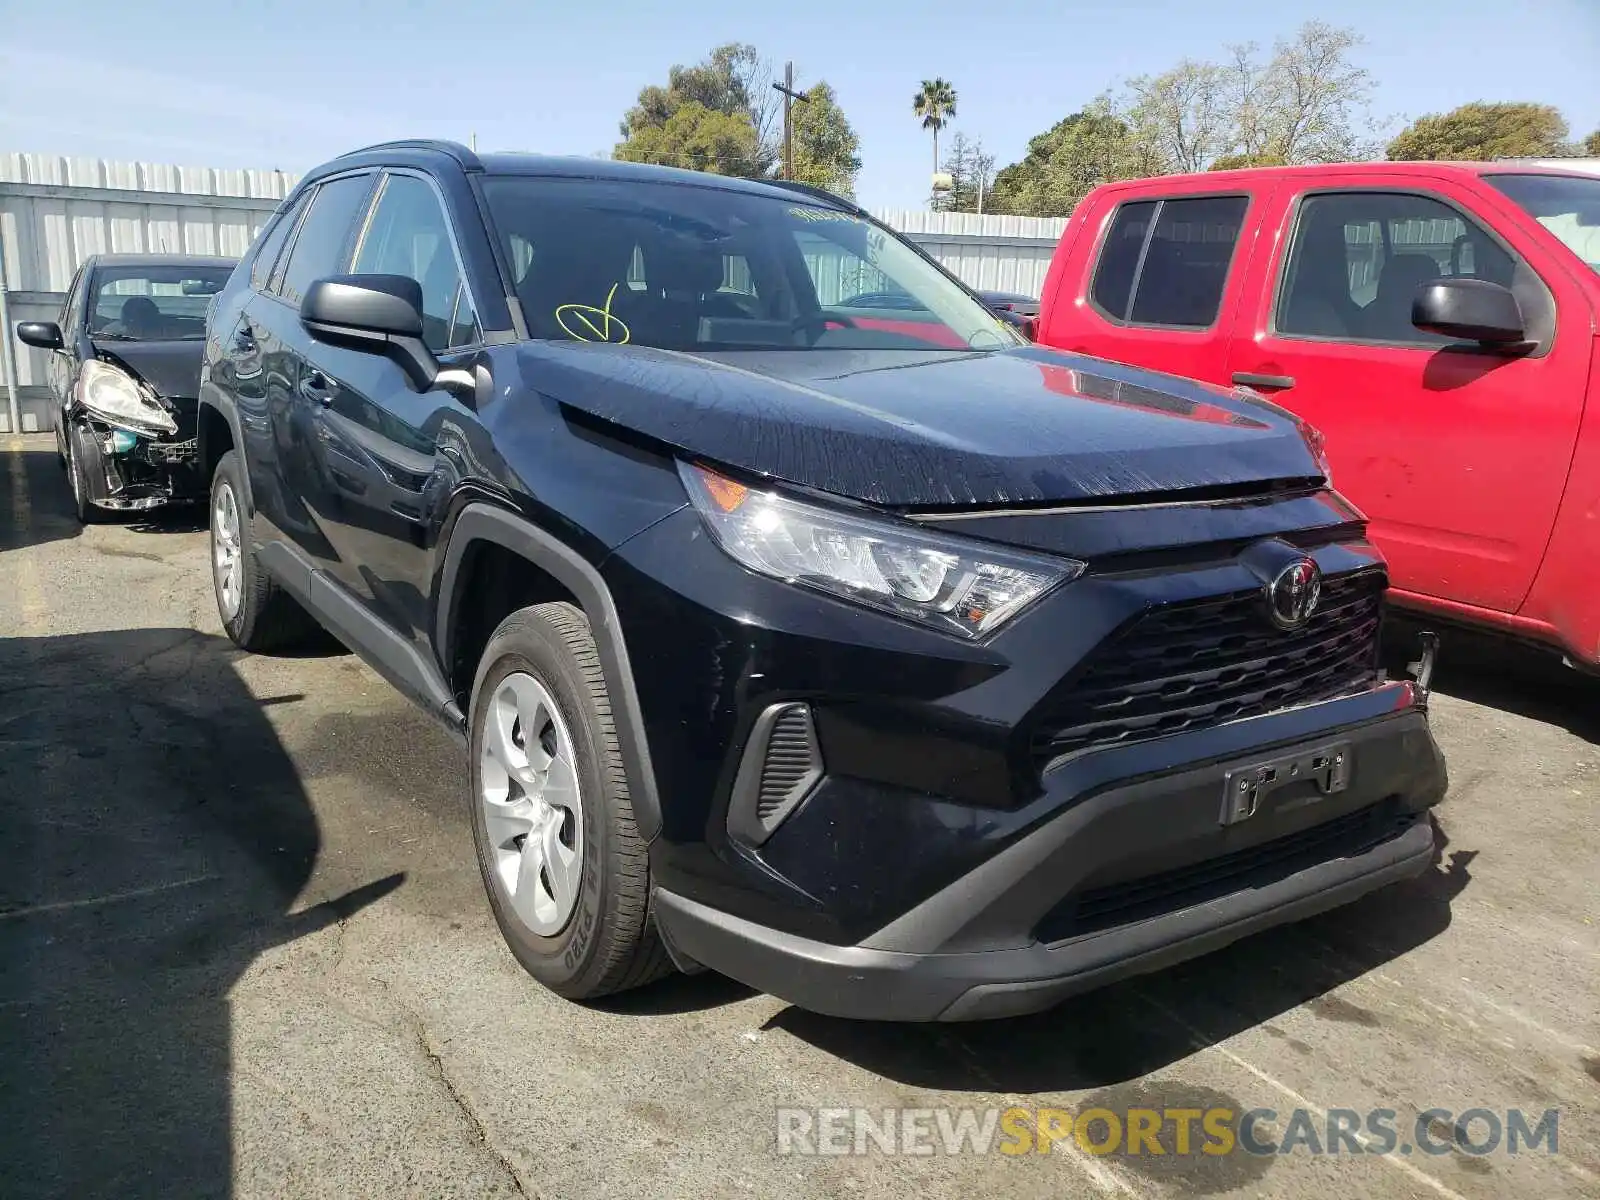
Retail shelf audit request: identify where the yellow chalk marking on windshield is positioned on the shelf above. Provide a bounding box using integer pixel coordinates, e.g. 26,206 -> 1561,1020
556,283 -> 631,344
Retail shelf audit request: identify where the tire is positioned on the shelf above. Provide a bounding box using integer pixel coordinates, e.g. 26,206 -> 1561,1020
66,423 -> 106,524
209,449 -> 318,652
468,602 -> 671,1000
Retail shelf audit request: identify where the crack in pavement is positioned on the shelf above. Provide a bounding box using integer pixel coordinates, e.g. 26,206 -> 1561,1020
409,1014 -> 538,1200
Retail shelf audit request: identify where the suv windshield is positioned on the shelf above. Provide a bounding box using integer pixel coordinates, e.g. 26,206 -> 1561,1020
1486,173 -> 1600,275
481,176 -> 1019,352
89,264 -> 233,340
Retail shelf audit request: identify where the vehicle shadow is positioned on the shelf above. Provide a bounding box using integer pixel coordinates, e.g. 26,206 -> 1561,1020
767,816 -> 1471,1096
1383,614 -> 1599,744
0,439 -> 81,552
0,628 -> 401,1200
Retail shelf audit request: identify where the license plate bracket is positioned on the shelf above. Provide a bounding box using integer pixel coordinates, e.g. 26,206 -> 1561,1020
1220,741 -> 1350,827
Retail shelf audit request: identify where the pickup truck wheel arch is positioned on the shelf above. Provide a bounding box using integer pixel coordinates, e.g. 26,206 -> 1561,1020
438,504 -> 663,844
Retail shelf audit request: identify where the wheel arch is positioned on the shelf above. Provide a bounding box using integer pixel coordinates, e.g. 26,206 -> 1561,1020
438,504 -> 663,843
196,394 -> 249,511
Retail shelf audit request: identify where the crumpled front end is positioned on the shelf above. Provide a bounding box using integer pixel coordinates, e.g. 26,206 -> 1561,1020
70,353 -> 204,509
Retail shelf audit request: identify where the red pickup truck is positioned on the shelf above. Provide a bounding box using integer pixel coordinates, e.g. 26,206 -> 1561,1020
1035,161 -> 1600,669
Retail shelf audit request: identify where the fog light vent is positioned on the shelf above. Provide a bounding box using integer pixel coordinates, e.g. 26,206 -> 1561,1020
729,702 -> 823,847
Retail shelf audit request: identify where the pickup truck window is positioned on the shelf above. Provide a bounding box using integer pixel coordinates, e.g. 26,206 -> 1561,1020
1485,173 -> 1600,275
1089,195 -> 1248,330
1276,191 -> 1518,346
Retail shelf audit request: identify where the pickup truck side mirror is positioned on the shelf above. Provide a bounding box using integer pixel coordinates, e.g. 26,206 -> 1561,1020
1411,278 -> 1526,347
300,274 -> 473,398
991,306 -> 1038,342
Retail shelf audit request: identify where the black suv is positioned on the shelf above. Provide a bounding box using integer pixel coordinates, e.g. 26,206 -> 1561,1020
199,140 -> 1447,1021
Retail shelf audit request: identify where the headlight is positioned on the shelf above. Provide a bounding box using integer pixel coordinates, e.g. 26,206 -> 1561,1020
76,360 -> 177,436
679,462 -> 1082,639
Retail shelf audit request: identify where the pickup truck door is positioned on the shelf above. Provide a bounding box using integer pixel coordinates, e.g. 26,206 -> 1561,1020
1223,172 -> 1591,615
1038,184 -> 1269,384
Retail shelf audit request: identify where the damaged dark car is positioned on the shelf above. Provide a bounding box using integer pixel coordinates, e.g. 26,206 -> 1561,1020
17,253 -> 236,522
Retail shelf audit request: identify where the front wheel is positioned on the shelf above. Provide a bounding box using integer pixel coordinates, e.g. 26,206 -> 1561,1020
468,602 -> 671,1000
65,423 -> 106,524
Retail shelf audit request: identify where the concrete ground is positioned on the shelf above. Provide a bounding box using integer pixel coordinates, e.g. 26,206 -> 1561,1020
1,433 -> 1595,1200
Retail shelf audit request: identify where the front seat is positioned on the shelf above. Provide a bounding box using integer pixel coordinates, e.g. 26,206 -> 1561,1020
119,296 -> 162,338
1365,253 -> 1441,340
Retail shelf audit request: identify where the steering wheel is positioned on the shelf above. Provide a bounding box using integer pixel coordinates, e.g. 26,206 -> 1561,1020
791,312 -> 857,340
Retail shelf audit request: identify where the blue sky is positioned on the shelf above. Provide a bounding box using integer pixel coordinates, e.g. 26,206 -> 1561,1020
2,0 -> 1597,211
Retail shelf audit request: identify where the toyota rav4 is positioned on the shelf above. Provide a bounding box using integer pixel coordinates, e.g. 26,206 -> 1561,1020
198,140 -> 1448,1021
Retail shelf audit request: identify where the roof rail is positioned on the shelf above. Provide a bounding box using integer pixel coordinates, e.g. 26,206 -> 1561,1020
335,139 -> 482,171
764,179 -> 867,215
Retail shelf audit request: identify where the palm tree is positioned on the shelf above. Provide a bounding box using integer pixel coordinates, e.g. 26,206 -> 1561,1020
913,79 -> 958,178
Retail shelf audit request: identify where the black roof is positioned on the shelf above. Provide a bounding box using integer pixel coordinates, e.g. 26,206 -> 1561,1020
86,253 -> 238,269
320,138 -> 860,211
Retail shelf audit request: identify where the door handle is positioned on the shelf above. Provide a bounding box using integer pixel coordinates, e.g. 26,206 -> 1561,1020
299,370 -> 334,406
1232,371 -> 1296,390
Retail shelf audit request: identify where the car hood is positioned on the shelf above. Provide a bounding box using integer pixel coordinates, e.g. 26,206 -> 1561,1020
515,342 -> 1323,508
92,338 -> 206,402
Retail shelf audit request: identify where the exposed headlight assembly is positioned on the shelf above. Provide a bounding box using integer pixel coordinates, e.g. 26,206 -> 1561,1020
680,462 -> 1082,639
76,360 -> 177,436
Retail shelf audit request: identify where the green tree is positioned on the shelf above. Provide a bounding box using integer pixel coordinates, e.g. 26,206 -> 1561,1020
1387,102 -> 1570,161
790,82 -> 863,197
617,101 -> 763,176
913,78 -> 958,179
987,99 -> 1150,217
1586,130 -> 1600,156
933,132 -> 995,212
616,43 -> 776,176
616,46 -> 858,186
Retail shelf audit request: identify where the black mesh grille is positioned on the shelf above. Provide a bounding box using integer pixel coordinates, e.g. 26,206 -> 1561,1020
1032,570 -> 1384,765
757,706 -> 820,823
1038,799 -> 1417,942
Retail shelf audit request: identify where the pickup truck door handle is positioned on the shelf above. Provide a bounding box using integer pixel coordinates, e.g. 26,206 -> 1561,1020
1232,372 -> 1296,390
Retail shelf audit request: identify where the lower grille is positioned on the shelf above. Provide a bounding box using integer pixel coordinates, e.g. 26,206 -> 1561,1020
1037,799 -> 1417,943
757,705 -> 822,825
1032,570 -> 1384,765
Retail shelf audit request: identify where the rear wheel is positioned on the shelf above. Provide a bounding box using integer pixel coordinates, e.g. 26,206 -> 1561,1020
209,450 -> 318,651
468,602 -> 671,1000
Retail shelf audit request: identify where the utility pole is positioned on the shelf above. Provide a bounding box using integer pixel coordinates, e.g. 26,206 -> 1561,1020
772,63 -> 809,181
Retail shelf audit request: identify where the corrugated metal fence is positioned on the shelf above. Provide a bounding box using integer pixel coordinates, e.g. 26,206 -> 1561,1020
0,152 -> 1067,432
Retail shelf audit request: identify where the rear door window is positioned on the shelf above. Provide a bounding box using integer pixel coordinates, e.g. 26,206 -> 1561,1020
249,199 -> 303,294
1090,195 -> 1249,329
275,174 -> 376,307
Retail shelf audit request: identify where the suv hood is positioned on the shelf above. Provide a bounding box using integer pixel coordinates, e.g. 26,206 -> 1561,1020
516,343 -> 1322,508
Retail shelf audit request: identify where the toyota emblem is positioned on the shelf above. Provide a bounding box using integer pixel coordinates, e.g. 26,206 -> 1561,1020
1266,558 -> 1322,630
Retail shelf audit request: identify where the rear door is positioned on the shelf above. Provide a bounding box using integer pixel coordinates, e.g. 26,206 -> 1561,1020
246,171 -> 378,569
1038,183 -> 1266,383
1224,173 -> 1591,614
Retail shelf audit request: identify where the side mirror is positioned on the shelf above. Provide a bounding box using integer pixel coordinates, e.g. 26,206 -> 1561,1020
992,306 -> 1037,341
300,274 -> 472,397
16,321 -> 64,350
1412,278 -> 1526,347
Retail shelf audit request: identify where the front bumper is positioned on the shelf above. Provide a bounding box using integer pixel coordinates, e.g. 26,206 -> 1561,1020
653,695 -> 1446,1021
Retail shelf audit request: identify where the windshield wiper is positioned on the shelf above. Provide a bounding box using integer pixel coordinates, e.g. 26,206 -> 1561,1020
91,331 -> 138,341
